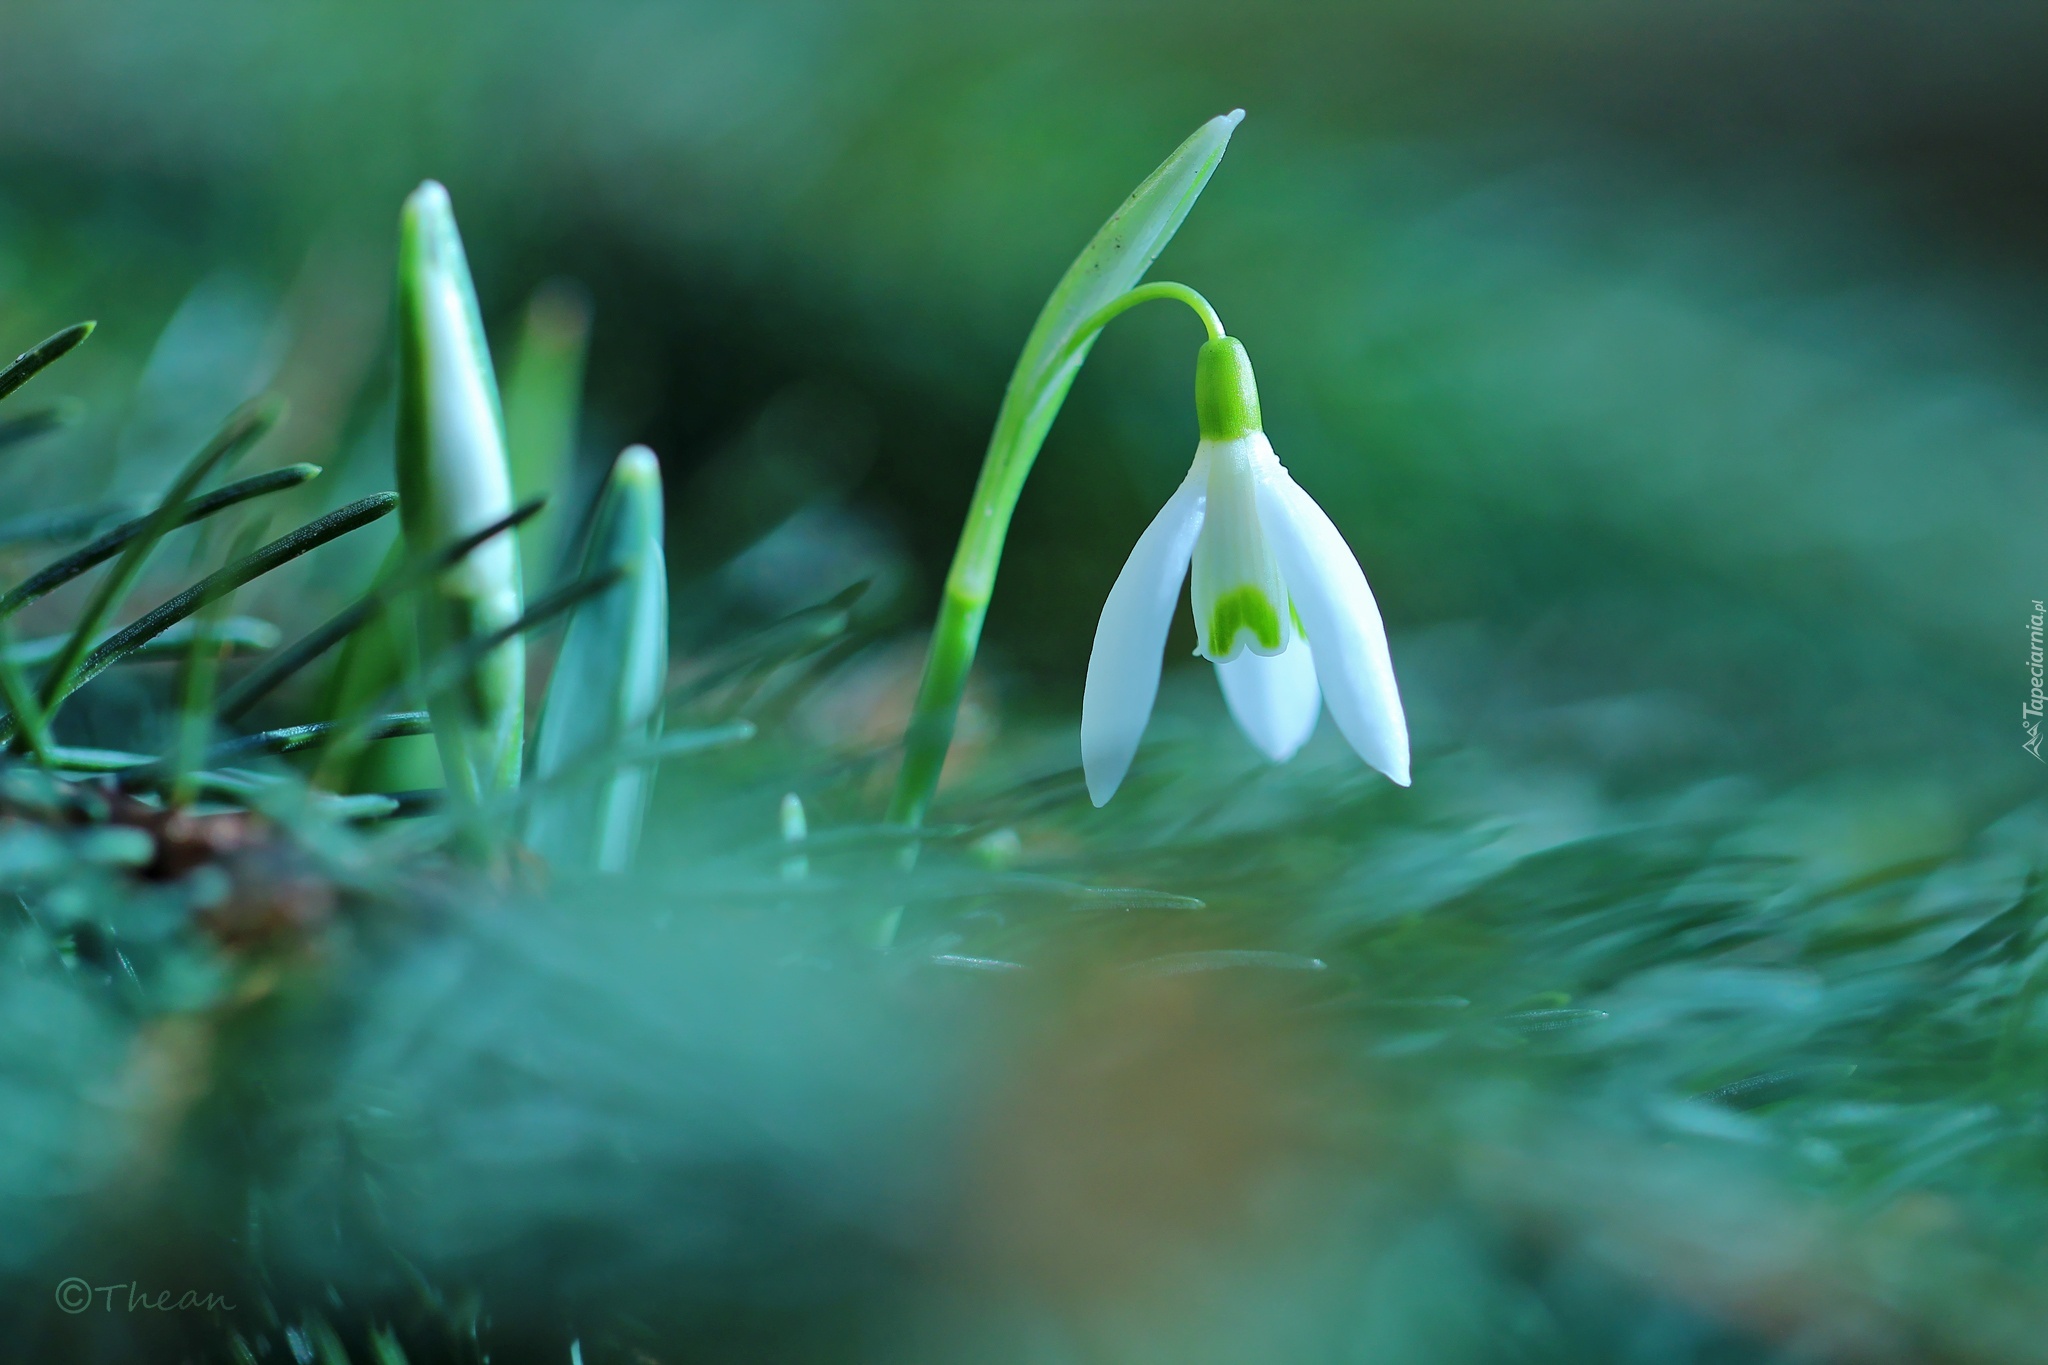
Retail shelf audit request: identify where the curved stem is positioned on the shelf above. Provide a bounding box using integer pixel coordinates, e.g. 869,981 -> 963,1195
887,281 -> 1222,831
1071,281 -> 1224,351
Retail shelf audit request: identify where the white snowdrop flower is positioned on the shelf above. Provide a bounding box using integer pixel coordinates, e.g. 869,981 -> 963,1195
1082,336 -> 1409,806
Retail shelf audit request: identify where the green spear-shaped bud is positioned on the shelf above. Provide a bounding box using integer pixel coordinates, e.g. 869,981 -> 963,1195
526,445 -> 669,873
396,180 -> 525,799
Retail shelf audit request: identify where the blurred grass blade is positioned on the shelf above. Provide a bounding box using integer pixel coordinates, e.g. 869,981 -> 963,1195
526,446 -> 668,874
415,567 -> 622,723
76,715 -> 429,792
314,542 -> 439,794
0,463 -> 319,618
29,397 -> 283,715
46,743 -> 152,773
0,322 -> 93,405
224,498 -> 541,723
780,791 -> 808,882
0,620 -> 53,765
313,565 -> 617,789
1124,950 -> 1326,978
503,280 -> 591,582
0,399 -> 82,452
0,502 -> 131,549
488,721 -> 753,840
179,776 -> 395,818
368,1325 -> 412,1365
208,711 -> 430,763
124,614 -> 277,660
668,579 -> 869,703
166,519 -> 266,806
0,493 -> 396,741
640,722 -> 752,759
7,615 -> 277,667
397,180 -> 525,802
75,493 -> 398,685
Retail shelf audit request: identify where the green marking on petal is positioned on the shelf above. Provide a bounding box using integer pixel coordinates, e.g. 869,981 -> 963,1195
1290,598 -> 1306,640
1209,585 -> 1283,657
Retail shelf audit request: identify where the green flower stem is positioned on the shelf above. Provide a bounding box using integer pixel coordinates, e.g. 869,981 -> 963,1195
1068,282 -> 1224,353
886,281 -> 1224,828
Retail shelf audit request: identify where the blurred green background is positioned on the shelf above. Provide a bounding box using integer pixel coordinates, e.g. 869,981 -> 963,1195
3,0 -> 2041,787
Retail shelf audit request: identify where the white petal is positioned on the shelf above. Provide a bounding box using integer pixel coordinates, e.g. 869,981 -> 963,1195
1189,436 -> 1290,661
1082,477 -> 1207,805
1256,458 -> 1411,785
1214,634 -> 1320,763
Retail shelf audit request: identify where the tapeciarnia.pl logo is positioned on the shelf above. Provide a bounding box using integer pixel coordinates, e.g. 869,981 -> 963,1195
2027,600 -> 2045,762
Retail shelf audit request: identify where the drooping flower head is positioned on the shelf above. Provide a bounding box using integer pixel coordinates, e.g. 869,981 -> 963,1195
1082,336 -> 1409,805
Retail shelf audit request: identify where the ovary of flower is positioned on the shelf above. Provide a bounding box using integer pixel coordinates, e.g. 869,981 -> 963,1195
1081,337 -> 1409,806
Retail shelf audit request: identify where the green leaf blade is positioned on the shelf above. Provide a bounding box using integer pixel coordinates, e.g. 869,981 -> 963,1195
526,445 -> 669,874
0,322 -> 93,406
983,106 -> 1236,505
503,281 -> 591,583
1011,111 -> 1242,412
0,399 -> 83,452
7,615 -> 277,668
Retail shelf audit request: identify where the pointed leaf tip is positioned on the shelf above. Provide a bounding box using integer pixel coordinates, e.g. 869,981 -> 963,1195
1005,111 -> 1246,420
245,391 -> 289,429
0,321 -> 99,405
527,443 -> 670,872
615,443 -> 660,484
400,182 -> 467,280
407,179 -> 452,213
